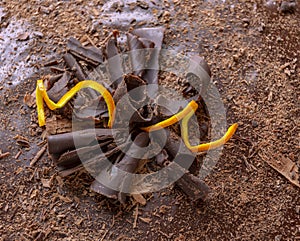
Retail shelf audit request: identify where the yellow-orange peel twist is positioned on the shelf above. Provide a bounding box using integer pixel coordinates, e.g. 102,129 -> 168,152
142,100 -> 238,152
36,79 -> 115,128
141,100 -> 199,132
181,107 -> 238,152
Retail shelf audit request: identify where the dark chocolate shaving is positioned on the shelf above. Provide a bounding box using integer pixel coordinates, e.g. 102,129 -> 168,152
186,55 -> 211,96
47,72 -> 71,102
106,38 -> 123,88
63,53 -> 86,81
67,37 -> 103,66
127,33 -> 147,76
131,27 -> 165,89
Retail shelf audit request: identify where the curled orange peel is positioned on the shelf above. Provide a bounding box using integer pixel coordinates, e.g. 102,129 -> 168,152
181,107 -> 238,152
36,79 -> 115,128
142,99 -> 238,152
141,100 -> 199,132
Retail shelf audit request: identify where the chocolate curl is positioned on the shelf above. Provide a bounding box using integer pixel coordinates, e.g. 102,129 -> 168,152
106,38 -> 123,88
55,139 -> 113,172
91,132 -> 149,203
59,142 -> 125,177
47,128 -> 113,157
67,37 -> 103,66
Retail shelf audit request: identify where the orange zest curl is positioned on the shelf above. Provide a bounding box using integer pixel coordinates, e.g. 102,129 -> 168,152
181,106 -> 238,152
36,79 -> 115,128
141,100 -> 198,132
142,100 -> 238,152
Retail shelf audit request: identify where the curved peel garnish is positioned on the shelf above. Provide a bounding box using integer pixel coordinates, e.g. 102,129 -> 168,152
181,106 -> 238,152
141,100 -> 198,132
36,79 -> 115,128
142,100 -> 238,152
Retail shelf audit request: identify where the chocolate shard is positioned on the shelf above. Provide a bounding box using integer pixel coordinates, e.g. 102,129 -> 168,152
127,33 -> 147,76
47,74 -> 64,89
131,27 -> 165,91
106,38 -> 123,88
67,37 -> 103,66
63,53 -> 86,81
171,162 -> 210,201
131,27 -> 165,49
186,55 -> 211,96
73,97 -> 109,121
47,72 -> 71,102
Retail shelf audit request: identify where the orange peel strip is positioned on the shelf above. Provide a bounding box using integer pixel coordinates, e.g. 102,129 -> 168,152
181,108 -> 238,152
36,79 -> 115,128
141,100 -> 199,132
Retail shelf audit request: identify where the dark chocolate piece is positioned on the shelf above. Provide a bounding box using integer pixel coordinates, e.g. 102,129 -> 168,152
67,37 -> 103,66
106,38 -> 123,88
47,72 -> 71,102
63,53 -> 86,81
